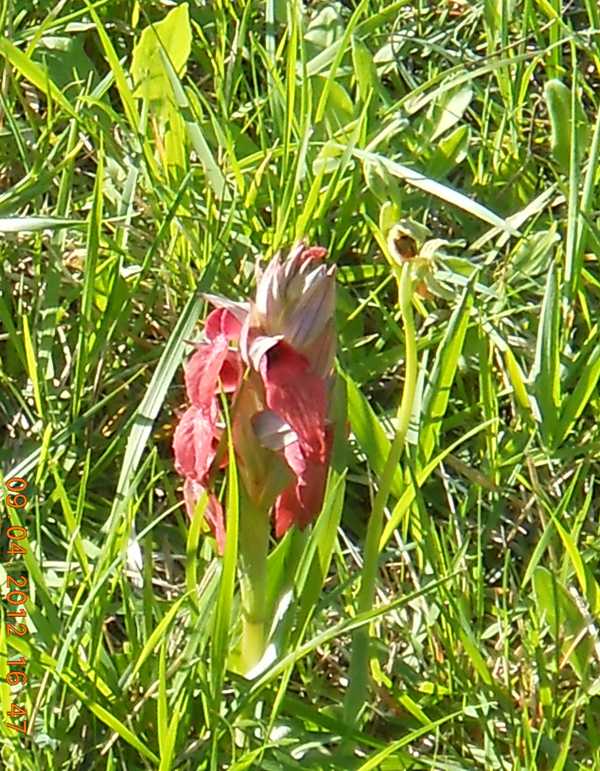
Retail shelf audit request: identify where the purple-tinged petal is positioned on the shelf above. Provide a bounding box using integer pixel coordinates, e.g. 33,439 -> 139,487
252,410 -> 297,451
202,293 -> 249,323
247,334 -> 283,371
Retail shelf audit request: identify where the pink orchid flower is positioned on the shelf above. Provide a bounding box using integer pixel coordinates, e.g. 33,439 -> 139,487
173,242 -> 336,552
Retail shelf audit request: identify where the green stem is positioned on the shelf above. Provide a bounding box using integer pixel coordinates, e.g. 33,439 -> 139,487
344,261 -> 417,724
238,489 -> 270,675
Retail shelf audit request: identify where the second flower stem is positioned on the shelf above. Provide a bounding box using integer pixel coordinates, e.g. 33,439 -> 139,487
344,261 -> 417,725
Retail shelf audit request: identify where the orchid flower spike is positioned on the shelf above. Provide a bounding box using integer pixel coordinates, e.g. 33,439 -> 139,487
173,241 -> 336,551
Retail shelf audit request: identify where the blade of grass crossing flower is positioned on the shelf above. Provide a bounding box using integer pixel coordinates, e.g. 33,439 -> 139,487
419,281 -> 473,464
210,414 -> 239,712
295,474 -> 347,627
265,472 -> 347,746
185,490 -> 211,604
266,378 -> 348,738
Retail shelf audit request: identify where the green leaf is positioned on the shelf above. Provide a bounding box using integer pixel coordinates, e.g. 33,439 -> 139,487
530,263 -> 560,447
419,281 -> 473,463
545,79 -> 588,175
380,419 -> 492,549
532,566 -> 592,682
427,124 -> 470,179
556,338 -> 600,445
503,347 -> 531,414
0,216 -> 84,233
344,371 -> 403,498
211,422 -> 239,695
429,84 -> 473,141
131,3 -> 192,105
351,147 -> 520,235
351,36 -> 378,105
511,227 -> 559,277
32,35 -> 97,92
160,49 -> 231,200
0,38 -> 78,120
304,4 -> 346,57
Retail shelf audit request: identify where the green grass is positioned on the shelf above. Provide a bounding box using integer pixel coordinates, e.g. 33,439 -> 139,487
1,0 -> 600,768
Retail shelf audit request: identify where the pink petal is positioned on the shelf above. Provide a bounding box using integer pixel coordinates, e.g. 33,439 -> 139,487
260,341 -> 331,533
300,245 -> 328,262
274,432 -> 332,537
173,402 -> 220,482
185,338 -> 228,407
260,341 -> 327,460
205,307 -> 244,342
183,478 -> 226,555
185,337 -> 243,405
219,350 -> 243,393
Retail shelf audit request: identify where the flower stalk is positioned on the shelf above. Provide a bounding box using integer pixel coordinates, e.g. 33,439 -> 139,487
344,260 -> 418,725
237,488 -> 271,674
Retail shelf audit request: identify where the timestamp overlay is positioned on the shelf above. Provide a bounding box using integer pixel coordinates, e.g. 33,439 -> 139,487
1,476 -> 30,736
